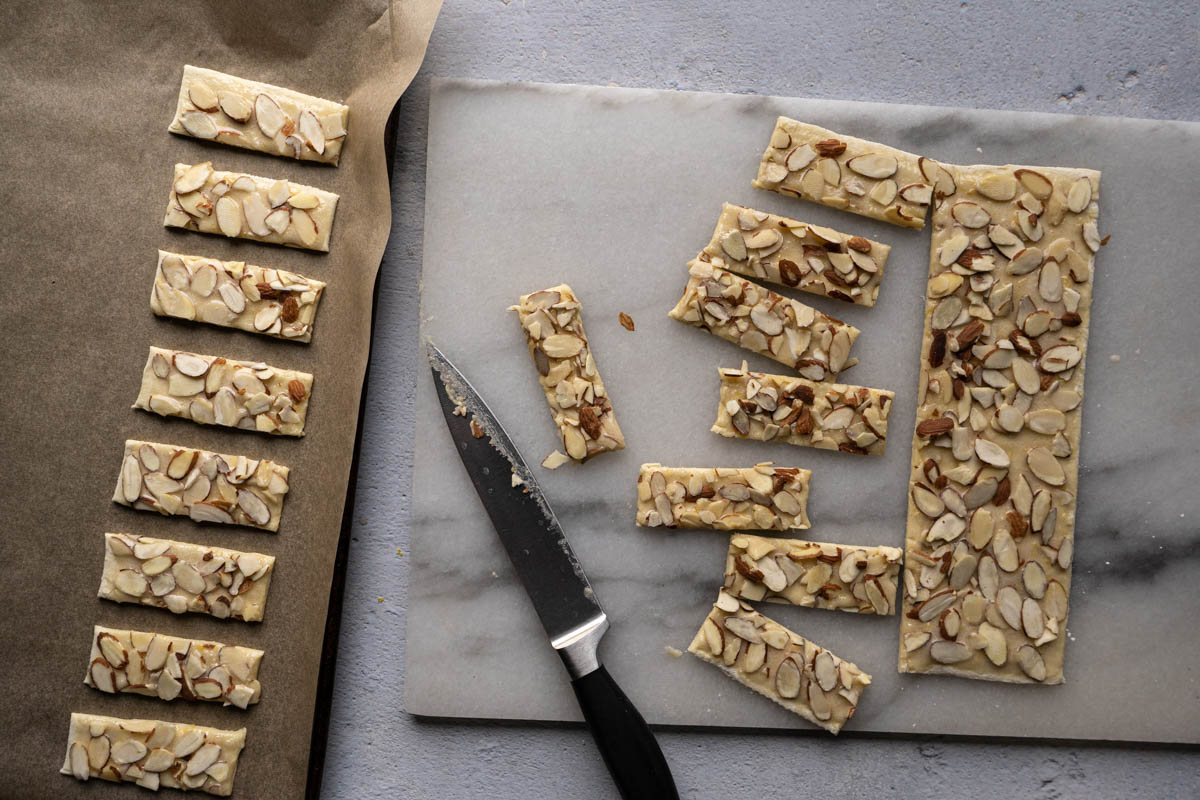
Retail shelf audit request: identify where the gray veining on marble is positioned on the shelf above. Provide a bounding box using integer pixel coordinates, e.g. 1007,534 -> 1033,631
404,78 -> 1200,743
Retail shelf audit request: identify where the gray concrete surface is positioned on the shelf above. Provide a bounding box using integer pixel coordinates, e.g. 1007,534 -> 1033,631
324,1 -> 1200,797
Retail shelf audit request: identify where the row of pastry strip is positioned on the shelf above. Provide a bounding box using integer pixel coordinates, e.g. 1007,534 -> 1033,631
675,121 -> 939,733
64,68 -> 348,796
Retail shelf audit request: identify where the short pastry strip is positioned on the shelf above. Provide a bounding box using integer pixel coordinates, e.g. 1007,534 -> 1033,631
163,162 -> 339,252
99,533 -> 275,622
725,534 -> 903,614
85,625 -> 263,709
112,439 -> 290,531
510,284 -> 625,460
700,203 -> 891,306
61,711 -> 245,796
712,362 -> 894,456
168,64 -> 349,165
635,463 -> 810,530
898,163 -> 1101,685
134,346 -> 313,437
669,260 -> 859,381
752,116 -> 946,229
688,594 -> 871,734
152,250 -> 326,342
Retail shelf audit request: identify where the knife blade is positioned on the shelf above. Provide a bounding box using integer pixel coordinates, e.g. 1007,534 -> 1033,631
427,343 -> 678,800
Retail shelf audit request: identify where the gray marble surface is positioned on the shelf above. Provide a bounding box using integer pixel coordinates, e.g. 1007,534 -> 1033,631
405,77 -> 1200,743
325,1 -> 1200,797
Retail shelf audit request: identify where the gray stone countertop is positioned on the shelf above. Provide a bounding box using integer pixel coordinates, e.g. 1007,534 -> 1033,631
324,1 -> 1200,797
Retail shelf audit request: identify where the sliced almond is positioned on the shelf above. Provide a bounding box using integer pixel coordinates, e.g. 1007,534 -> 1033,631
180,111 -> 219,140
846,153 -> 898,179
215,196 -> 243,237
174,162 -> 213,194
254,93 -> 286,137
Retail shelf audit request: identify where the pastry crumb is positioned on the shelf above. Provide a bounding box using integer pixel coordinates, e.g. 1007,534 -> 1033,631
664,645 -> 683,659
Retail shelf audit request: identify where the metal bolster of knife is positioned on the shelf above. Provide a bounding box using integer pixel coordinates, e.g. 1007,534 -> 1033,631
552,613 -> 609,679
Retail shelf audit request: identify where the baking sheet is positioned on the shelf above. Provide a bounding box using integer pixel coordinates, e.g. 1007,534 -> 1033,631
406,78 -> 1200,743
0,2 -> 440,798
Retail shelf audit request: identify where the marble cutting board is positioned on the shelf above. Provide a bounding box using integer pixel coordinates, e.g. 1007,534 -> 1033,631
405,78 -> 1200,743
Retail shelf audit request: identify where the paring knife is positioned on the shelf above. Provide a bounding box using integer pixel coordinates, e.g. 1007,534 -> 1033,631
428,344 -> 679,800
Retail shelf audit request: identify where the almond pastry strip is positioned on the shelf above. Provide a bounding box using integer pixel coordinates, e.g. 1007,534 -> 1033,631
635,463 -> 810,530
700,202 -> 891,306
724,534 -> 902,614
669,261 -> 859,380
688,595 -> 871,734
61,712 -> 246,795
98,533 -> 275,622
163,162 -> 339,252
752,116 -> 944,229
112,439 -> 290,531
151,250 -> 326,342
898,162 -> 1101,684
134,346 -> 313,437
711,362 -> 894,456
85,625 -> 263,708
168,65 -> 349,165
510,284 -> 625,460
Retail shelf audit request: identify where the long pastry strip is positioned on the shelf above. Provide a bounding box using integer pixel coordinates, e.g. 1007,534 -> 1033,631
134,346 -> 313,437
898,163 -> 1101,684
99,533 -> 275,622
700,203 -> 891,306
712,362 -> 894,456
163,162 -> 339,252
86,625 -> 263,709
112,439 -> 290,531
636,463 -> 810,530
669,260 -> 859,380
688,595 -> 871,734
510,284 -> 625,460
61,712 -> 245,796
168,64 -> 349,165
752,116 -> 946,229
152,250 -> 326,342
724,534 -> 903,614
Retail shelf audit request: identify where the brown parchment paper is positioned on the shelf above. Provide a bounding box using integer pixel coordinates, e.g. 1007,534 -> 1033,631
0,1 -> 440,797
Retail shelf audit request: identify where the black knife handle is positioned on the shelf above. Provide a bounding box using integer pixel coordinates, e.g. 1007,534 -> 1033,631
571,664 -> 679,800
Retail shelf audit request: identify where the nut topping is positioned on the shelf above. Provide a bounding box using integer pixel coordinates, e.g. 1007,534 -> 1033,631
60,712 -> 247,794
900,162 -> 1099,685
700,204 -> 891,307
753,117 -> 932,228
511,284 -> 624,461
688,599 -> 871,733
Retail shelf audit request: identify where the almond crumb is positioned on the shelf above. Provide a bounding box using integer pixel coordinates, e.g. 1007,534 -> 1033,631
541,450 -> 569,469
618,312 -> 635,331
